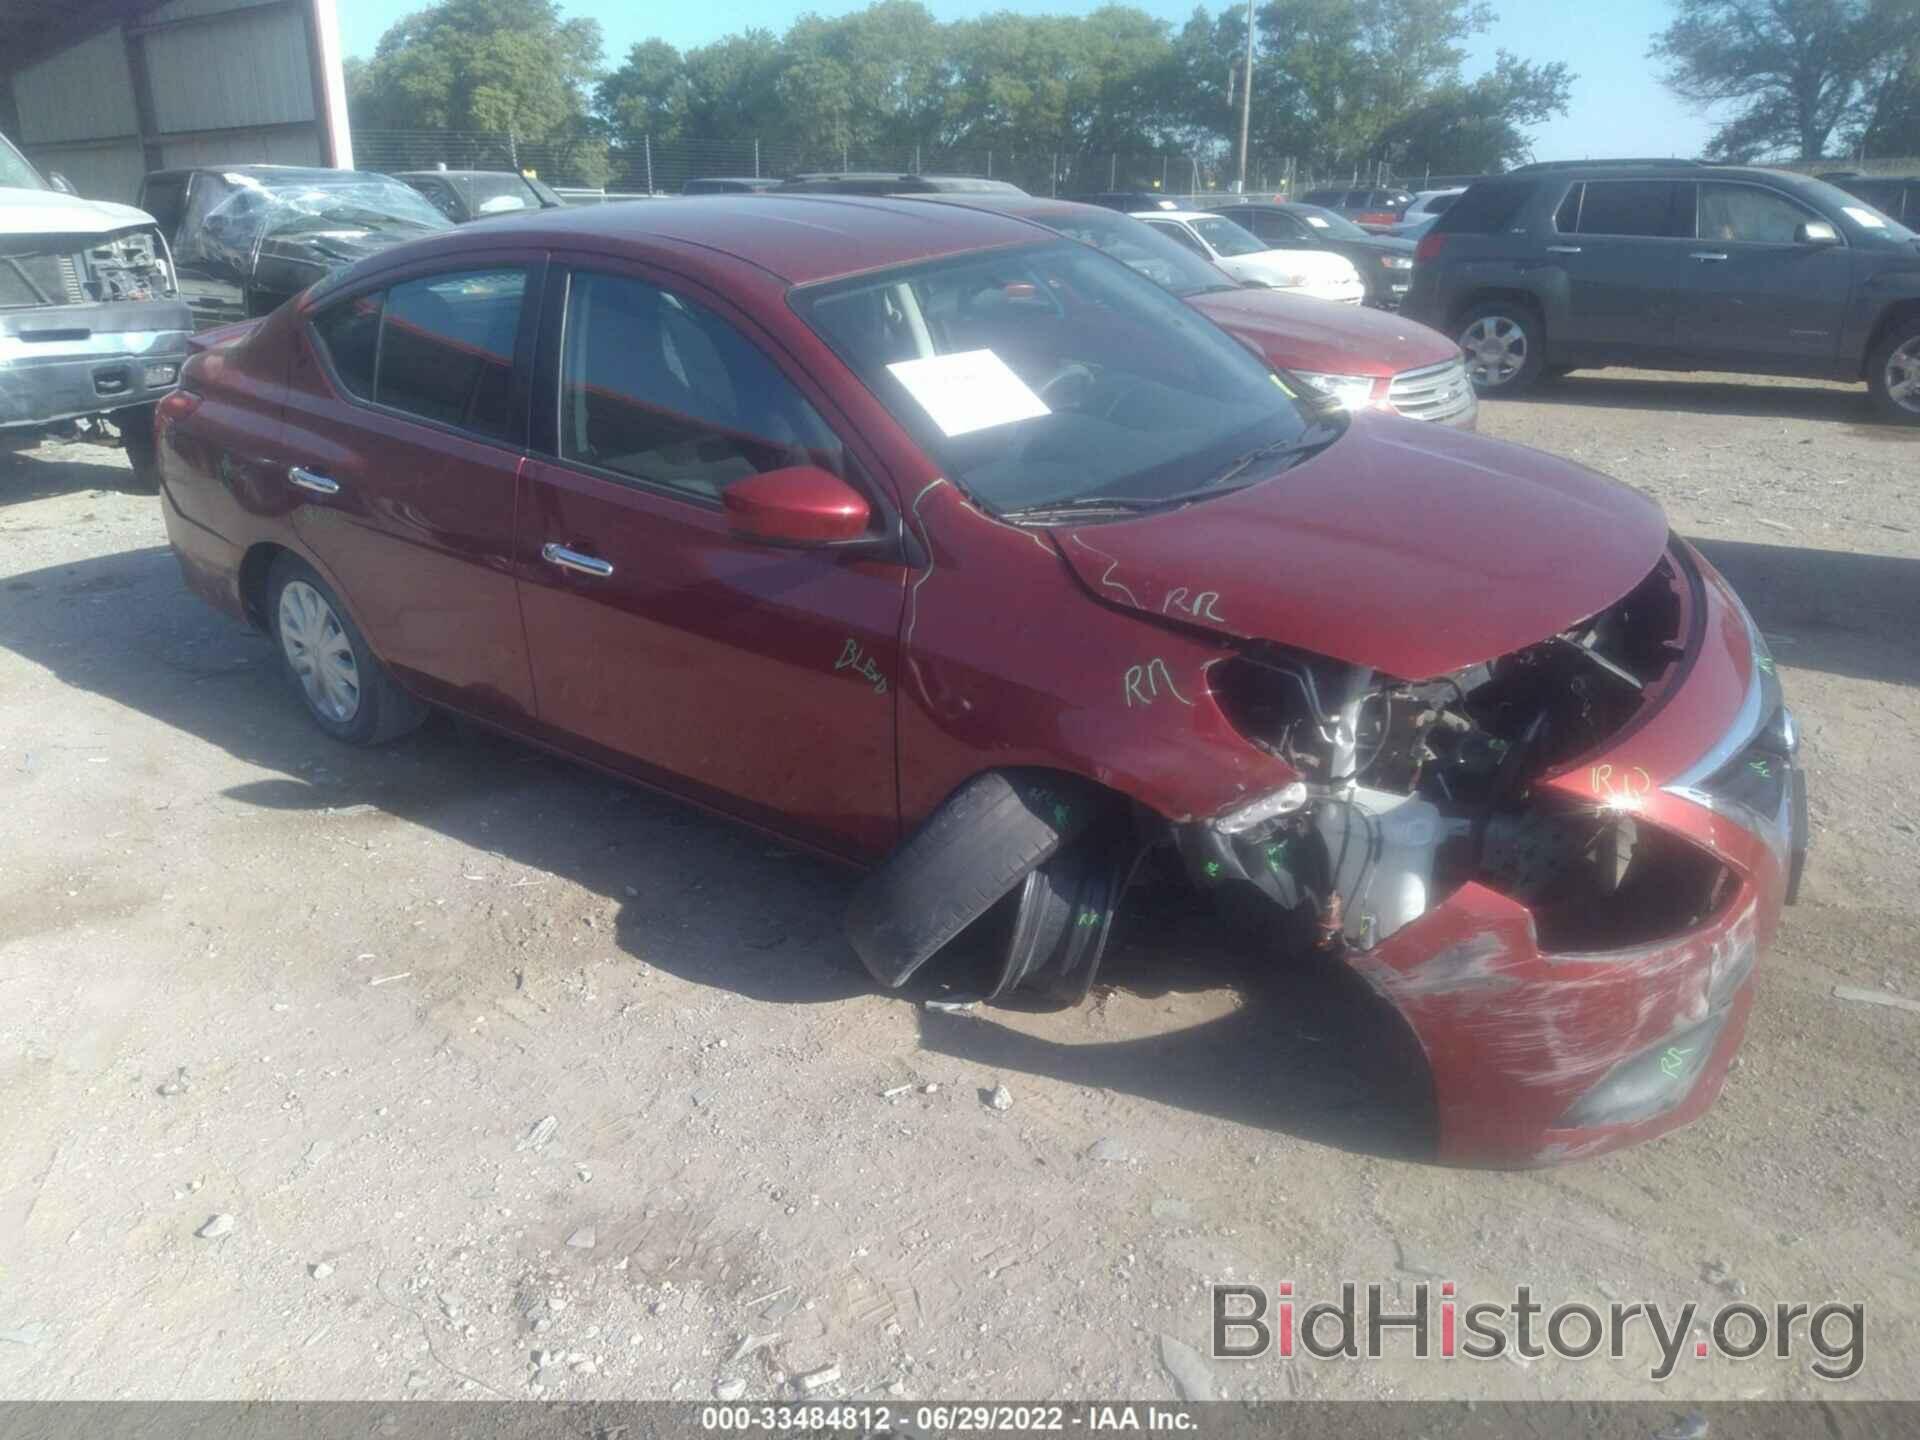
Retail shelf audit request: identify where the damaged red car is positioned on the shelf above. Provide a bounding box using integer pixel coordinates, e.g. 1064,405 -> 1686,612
155,196 -> 1806,1167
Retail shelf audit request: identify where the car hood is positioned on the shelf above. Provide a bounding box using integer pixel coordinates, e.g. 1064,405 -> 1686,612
0,186 -> 158,236
1189,287 -> 1458,376
1051,414 -> 1670,679
1225,248 -> 1356,284
258,224 -> 428,271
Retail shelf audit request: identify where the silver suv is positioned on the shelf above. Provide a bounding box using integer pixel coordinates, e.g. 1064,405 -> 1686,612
1,131 -> 192,489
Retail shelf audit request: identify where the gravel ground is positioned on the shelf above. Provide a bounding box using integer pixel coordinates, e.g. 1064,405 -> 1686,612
1,369 -> 1916,1404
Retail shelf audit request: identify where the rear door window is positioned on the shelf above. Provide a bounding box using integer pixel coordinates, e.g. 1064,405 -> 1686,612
1574,180 -> 1689,238
1439,181 -> 1532,234
311,291 -> 382,399
377,268 -> 527,437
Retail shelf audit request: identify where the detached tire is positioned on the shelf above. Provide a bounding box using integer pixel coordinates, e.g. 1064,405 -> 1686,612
267,553 -> 426,746
118,403 -> 162,493
846,771 -> 1094,989
1867,316 -> 1920,425
1457,301 -> 1547,394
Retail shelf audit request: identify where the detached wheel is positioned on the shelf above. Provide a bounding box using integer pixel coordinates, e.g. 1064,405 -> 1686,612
1458,302 -> 1546,393
267,554 -> 425,746
1868,318 -> 1920,424
118,403 -> 162,493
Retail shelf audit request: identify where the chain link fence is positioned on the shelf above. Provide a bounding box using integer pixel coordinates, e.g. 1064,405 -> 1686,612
350,129 -> 1400,201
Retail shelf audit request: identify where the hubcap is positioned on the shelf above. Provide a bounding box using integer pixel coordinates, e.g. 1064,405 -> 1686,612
278,580 -> 361,723
1460,314 -> 1529,388
1886,336 -> 1920,415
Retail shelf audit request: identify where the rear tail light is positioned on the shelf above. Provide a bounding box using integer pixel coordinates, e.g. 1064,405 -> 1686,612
1415,231 -> 1449,263
156,388 -> 202,427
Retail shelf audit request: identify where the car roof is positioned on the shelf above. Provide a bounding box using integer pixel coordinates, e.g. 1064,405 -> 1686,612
1491,162 -> 1848,199
391,193 -> 1044,286
146,164 -> 387,183
393,170 -> 530,181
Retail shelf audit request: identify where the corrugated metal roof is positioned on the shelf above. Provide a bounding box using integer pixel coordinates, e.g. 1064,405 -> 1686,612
145,4 -> 314,135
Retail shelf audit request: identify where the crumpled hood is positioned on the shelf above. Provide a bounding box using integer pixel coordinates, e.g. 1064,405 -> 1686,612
1190,287 -> 1457,377
0,186 -> 158,237
1053,413 -> 1670,679
260,224 -> 426,269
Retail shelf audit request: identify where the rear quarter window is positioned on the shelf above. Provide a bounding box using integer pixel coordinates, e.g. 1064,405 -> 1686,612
1435,181 -> 1532,235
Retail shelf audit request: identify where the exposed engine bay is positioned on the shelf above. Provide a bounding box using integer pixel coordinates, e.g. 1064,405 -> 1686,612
1194,554 -> 1732,954
0,227 -> 175,310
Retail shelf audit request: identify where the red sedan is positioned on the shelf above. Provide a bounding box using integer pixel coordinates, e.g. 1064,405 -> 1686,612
156,196 -> 1804,1167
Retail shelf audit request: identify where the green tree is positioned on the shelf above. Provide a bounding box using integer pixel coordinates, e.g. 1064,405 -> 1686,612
1649,0 -> 1919,161
677,30 -> 791,141
352,0 -> 603,138
1373,52 -> 1573,173
597,39 -> 689,143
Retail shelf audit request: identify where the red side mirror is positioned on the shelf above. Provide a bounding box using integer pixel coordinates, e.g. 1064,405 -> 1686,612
723,466 -> 871,546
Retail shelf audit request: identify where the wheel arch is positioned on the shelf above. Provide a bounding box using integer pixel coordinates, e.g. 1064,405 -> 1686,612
1861,299 -> 1920,381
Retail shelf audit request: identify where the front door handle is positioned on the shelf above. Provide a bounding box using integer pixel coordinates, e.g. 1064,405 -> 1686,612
288,465 -> 339,495
1690,251 -> 1730,262
542,543 -> 614,578
1546,244 -> 1582,254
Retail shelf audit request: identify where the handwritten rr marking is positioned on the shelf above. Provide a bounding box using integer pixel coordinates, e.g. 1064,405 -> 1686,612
1162,587 -> 1225,623
1123,658 -> 1194,709
1589,762 -> 1652,805
835,638 -> 889,695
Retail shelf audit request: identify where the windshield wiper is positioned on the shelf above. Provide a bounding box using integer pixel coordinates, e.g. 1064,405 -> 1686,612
1003,425 -> 1343,523
1181,428 -> 1341,496
1000,495 -> 1165,520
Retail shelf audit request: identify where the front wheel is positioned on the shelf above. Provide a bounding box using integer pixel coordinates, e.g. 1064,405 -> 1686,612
1867,318 -> 1920,424
267,554 -> 426,746
1457,302 -> 1546,394
117,403 -> 162,493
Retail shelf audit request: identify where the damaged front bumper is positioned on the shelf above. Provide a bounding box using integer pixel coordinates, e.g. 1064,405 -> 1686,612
0,300 -> 193,430
1346,544 -> 1803,1166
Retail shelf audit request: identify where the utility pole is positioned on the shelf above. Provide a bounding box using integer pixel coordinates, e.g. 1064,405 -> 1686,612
1235,0 -> 1254,192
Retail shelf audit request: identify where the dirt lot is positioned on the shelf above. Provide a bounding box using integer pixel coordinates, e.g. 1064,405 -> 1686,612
2,370 -> 1917,1405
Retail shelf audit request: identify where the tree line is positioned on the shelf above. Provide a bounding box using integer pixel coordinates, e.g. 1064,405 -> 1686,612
344,0 -> 1920,195
346,0 -> 1575,187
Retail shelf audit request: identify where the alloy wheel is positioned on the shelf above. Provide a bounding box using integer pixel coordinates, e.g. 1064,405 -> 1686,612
1886,336 -> 1920,416
1461,314 -> 1530,388
278,579 -> 361,723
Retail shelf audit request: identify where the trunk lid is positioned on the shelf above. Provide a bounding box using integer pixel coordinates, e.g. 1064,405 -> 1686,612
1051,414 -> 1670,679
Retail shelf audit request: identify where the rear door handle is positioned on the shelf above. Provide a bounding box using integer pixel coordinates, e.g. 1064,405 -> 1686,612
542,543 -> 613,578
1691,251 -> 1730,262
288,465 -> 339,495
1545,244 -> 1582,254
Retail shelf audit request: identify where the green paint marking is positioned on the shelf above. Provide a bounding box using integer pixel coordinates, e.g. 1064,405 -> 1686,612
1264,840 -> 1289,872
1076,911 -> 1101,928
1748,758 -> 1772,778
1658,1045 -> 1694,1079
1757,656 -> 1775,674
1053,803 -> 1071,827
1204,860 -> 1223,879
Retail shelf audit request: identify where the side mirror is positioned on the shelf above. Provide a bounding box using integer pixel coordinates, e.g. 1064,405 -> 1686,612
723,465 -> 872,546
48,172 -> 77,195
1795,220 -> 1840,246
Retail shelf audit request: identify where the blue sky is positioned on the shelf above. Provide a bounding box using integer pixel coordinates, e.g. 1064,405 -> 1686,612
335,0 -> 1717,160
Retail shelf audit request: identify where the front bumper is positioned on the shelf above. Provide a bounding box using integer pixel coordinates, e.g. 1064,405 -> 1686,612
0,299 -> 193,430
1348,541 -> 1801,1166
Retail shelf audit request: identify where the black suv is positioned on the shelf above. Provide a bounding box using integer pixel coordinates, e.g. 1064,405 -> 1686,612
1820,172 -> 1917,226
1402,161 -> 1920,422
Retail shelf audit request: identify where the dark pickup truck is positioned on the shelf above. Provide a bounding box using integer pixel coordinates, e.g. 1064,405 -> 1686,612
1403,161 -> 1920,422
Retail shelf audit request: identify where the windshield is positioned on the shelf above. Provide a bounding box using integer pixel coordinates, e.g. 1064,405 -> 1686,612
1035,209 -> 1234,297
1189,215 -> 1269,257
247,172 -> 452,232
1290,204 -> 1368,238
451,172 -> 547,214
0,132 -> 48,191
792,240 -> 1331,514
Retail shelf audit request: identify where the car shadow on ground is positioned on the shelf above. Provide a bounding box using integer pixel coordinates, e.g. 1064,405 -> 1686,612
1,543 -> 1435,1161
1688,536 -> 1920,688
0,444 -> 146,506
1496,373 -> 1881,425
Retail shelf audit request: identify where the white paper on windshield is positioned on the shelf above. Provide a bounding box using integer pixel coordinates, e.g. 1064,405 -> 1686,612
1842,205 -> 1887,229
886,349 -> 1050,437
1305,215 -> 1330,228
